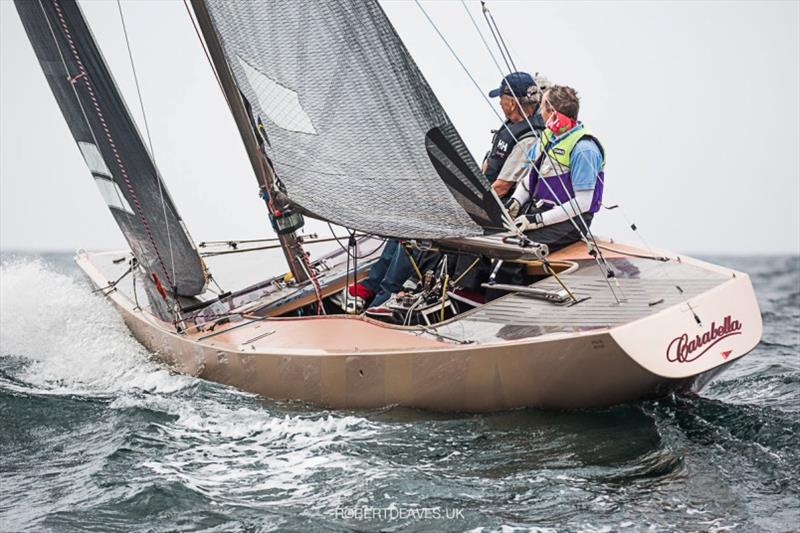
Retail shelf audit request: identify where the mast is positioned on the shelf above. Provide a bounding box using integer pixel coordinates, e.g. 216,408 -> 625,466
190,0 -> 309,283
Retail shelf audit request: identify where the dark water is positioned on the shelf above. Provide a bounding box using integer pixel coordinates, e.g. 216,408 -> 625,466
1,253 -> 798,532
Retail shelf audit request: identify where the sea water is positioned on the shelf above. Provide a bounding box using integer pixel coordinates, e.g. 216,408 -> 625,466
1,252 -> 798,532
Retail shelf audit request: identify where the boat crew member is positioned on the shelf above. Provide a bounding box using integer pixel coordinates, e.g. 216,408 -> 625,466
509,85 -> 605,252
484,72 -> 547,199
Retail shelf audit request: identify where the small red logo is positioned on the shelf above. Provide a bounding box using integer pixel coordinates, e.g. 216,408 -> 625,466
666,315 -> 742,363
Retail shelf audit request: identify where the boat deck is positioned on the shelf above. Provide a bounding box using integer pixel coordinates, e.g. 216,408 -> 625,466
434,257 -> 728,344
83,239 -> 733,349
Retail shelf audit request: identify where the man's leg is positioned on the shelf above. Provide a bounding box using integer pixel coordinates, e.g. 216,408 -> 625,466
358,239 -> 399,295
370,245 -> 416,307
525,214 -> 592,253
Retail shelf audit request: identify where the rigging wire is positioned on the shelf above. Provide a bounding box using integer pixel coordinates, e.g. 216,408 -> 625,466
92,263 -> 134,296
116,0 -> 177,295
477,0 -> 697,316
198,234 -> 328,248
199,235 -> 362,257
464,0 -> 595,237
483,3 -> 629,302
182,0 -> 229,112
415,0 -> 586,243
479,1 -> 517,74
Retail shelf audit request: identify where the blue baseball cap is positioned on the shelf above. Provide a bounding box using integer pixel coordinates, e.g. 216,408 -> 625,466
488,71 -> 536,98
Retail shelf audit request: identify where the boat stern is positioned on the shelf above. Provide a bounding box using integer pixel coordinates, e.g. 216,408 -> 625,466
610,269 -> 762,382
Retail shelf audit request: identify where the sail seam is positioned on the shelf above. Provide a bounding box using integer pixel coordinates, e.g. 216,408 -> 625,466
52,0 -> 174,289
116,0 -> 178,291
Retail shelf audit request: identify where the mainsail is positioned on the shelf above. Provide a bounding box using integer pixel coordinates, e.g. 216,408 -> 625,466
15,0 -> 207,296
198,0 -> 505,239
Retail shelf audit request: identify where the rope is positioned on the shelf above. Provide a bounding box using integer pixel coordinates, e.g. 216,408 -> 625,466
595,243 -> 669,262
352,231 -> 358,315
327,223 -> 383,259
344,232 -> 353,312
298,246 -> 326,315
401,244 -> 424,282
543,261 -> 577,303
452,256 -> 481,287
440,273 -> 450,322
132,266 -> 140,310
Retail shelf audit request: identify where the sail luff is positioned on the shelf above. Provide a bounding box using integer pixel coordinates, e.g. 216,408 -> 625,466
190,0 -> 309,283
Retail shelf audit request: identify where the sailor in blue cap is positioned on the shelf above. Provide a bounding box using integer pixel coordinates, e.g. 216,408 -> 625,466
483,71 -> 548,199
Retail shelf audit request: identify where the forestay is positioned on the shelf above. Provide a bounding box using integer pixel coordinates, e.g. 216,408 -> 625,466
15,0 -> 207,296
201,0 -> 505,239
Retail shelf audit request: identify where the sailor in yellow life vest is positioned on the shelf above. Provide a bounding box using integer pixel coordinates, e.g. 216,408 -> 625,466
507,85 -> 605,252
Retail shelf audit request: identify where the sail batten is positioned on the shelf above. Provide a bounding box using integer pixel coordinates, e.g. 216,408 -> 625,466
15,0 -> 207,296
200,0 -> 505,239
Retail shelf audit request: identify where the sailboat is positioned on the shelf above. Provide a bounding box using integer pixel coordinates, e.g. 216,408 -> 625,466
14,0 -> 762,411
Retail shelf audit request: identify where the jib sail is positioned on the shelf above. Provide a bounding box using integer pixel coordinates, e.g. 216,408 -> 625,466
15,0 -> 207,296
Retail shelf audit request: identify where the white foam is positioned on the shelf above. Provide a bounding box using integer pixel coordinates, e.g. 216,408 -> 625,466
141,400 -> 378,507
0,258 -> 191,396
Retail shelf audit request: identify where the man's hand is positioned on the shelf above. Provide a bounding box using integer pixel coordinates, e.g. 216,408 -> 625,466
514,212 -> 544,232
506,198 -> 521,218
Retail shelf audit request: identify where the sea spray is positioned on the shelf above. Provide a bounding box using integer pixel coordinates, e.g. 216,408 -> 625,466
0,258 -> 188,395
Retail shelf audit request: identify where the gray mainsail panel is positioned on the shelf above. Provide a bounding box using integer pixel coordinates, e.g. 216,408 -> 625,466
15,0 -> 207,296
201,0 -> 505,239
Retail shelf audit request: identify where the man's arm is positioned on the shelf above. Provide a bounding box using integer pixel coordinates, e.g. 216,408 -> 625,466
491,179 -> 515,198
491,137 -> 536,198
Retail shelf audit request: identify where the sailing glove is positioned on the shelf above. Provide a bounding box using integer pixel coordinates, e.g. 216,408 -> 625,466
506,198 -> 521,218
514,212 -> 544,232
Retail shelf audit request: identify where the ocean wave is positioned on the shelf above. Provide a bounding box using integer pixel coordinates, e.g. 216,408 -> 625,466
0,258 -> 191,397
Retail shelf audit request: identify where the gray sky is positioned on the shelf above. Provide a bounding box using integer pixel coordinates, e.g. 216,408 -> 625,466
1,0 -> 798,255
